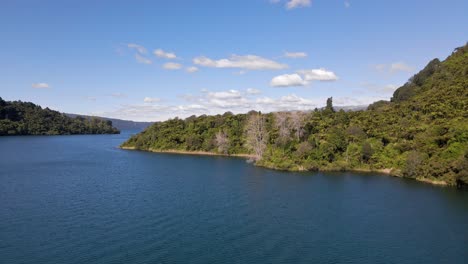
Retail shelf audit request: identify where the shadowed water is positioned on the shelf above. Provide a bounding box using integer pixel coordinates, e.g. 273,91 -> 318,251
1,131 -> 467,264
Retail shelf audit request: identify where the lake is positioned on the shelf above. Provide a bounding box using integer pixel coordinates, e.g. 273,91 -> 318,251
1,131 -> 467,264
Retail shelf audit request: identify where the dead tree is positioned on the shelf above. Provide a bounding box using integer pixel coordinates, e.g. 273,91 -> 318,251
245,113 -> 268,160
274,112 -> 291,146
215,130 -> 230,155
290,111 -> 306,140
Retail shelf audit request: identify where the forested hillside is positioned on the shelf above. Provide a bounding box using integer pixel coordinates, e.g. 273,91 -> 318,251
66,113 -> 153,131
0,99 -> 119,135
122,44 -> 468,186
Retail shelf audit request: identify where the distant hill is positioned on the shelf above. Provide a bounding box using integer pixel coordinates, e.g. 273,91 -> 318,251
334,105 -> 368,112
122,43 -> 468,186
0,99 -> 119,135
66,114 -> 153,131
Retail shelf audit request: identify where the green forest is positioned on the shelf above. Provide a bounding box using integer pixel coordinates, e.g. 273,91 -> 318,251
0,99 -> 119,135
122,44 -> 468,186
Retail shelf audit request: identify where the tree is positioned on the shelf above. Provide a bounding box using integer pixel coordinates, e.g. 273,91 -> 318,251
346,125 -> 366,143
119,43 -> 468,186
0,98 -> 119,136
296,142 -> 312,159
326,97 -> 335,112
215,130 -> 229,154
290,111 -> 306,140
274,112 -> 290,145
404,151 -> 425,178
361,141 -> 373,163
245,113 -> 268,160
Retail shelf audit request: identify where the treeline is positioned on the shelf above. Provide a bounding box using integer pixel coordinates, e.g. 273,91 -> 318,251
0,99 -> 119,135
122,44 -> 468,186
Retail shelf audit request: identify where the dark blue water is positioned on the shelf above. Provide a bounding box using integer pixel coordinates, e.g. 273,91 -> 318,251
1,132 -> 467,264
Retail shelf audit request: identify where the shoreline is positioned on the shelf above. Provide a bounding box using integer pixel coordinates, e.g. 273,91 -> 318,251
120,146 -> 255,159
120,146 -> 449,187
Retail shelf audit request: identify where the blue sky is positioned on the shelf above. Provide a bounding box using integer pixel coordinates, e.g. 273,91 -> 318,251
1,0 -> 466,121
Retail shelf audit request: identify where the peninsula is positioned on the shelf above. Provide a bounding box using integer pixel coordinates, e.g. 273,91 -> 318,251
0,98 -> 119,135
122,44 -> 468,187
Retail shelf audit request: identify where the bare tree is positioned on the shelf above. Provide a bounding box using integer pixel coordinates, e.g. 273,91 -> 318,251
245,113 -> 268,160
290,111 -> 306,140
274,112 -> 290,145
215,130 -> 229,154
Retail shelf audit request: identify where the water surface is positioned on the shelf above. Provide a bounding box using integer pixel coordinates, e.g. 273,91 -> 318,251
1,132 -> 467,263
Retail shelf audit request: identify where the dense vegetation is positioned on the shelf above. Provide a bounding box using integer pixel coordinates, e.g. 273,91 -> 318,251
66,113 -> 153,131
0,99 -> 119,135
122,44 -> 468,186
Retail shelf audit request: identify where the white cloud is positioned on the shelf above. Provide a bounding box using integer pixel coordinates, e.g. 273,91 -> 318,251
286,0 -> 311,9
270,68 -> 338,87
93,88 -> 387,122
333,96 -> 389,106
153,49 -> 177,59
270,74 -> 307,87
284,51 -> 307,58
135,53 -> 152,64
186,66 -> 199,73
344,1 -> 350,8
375,62 -> 414,74
362,82 -> 398,93
255,94 -> 322,112
143,97 -> 161,103
234,70 -> 247,75
127,43 -> 147,54
163,62 -> 183,70
205,90 -> 248,108
193,55 -> 287,70
298,68 -> 338,81
390,62 -> 414,73
246,88 -> 261,95
32,83 -> 50,89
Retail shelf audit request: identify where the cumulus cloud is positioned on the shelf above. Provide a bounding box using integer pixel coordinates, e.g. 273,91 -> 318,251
93,88 -> 387,122
203,90 -> 250,108
135,53 -> 152,64
246,88 -> 261,95
163,62 -> 183,70
270,68 -> 338,87
362,82 -> 398,93
286,0 -> 311,9
270,74 -> 307,87
193,55 -> 287,70
186,66 -> 199,73
143,97 -> 161,103
127,43 -> 147,54
153,49 -> 177,59
284,51 -> 308,58
256,94 -> 319,111
127,43 -> 152,64
375,62 -> 414,74
32,83 -> 50,89
298,68 -> 338,81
